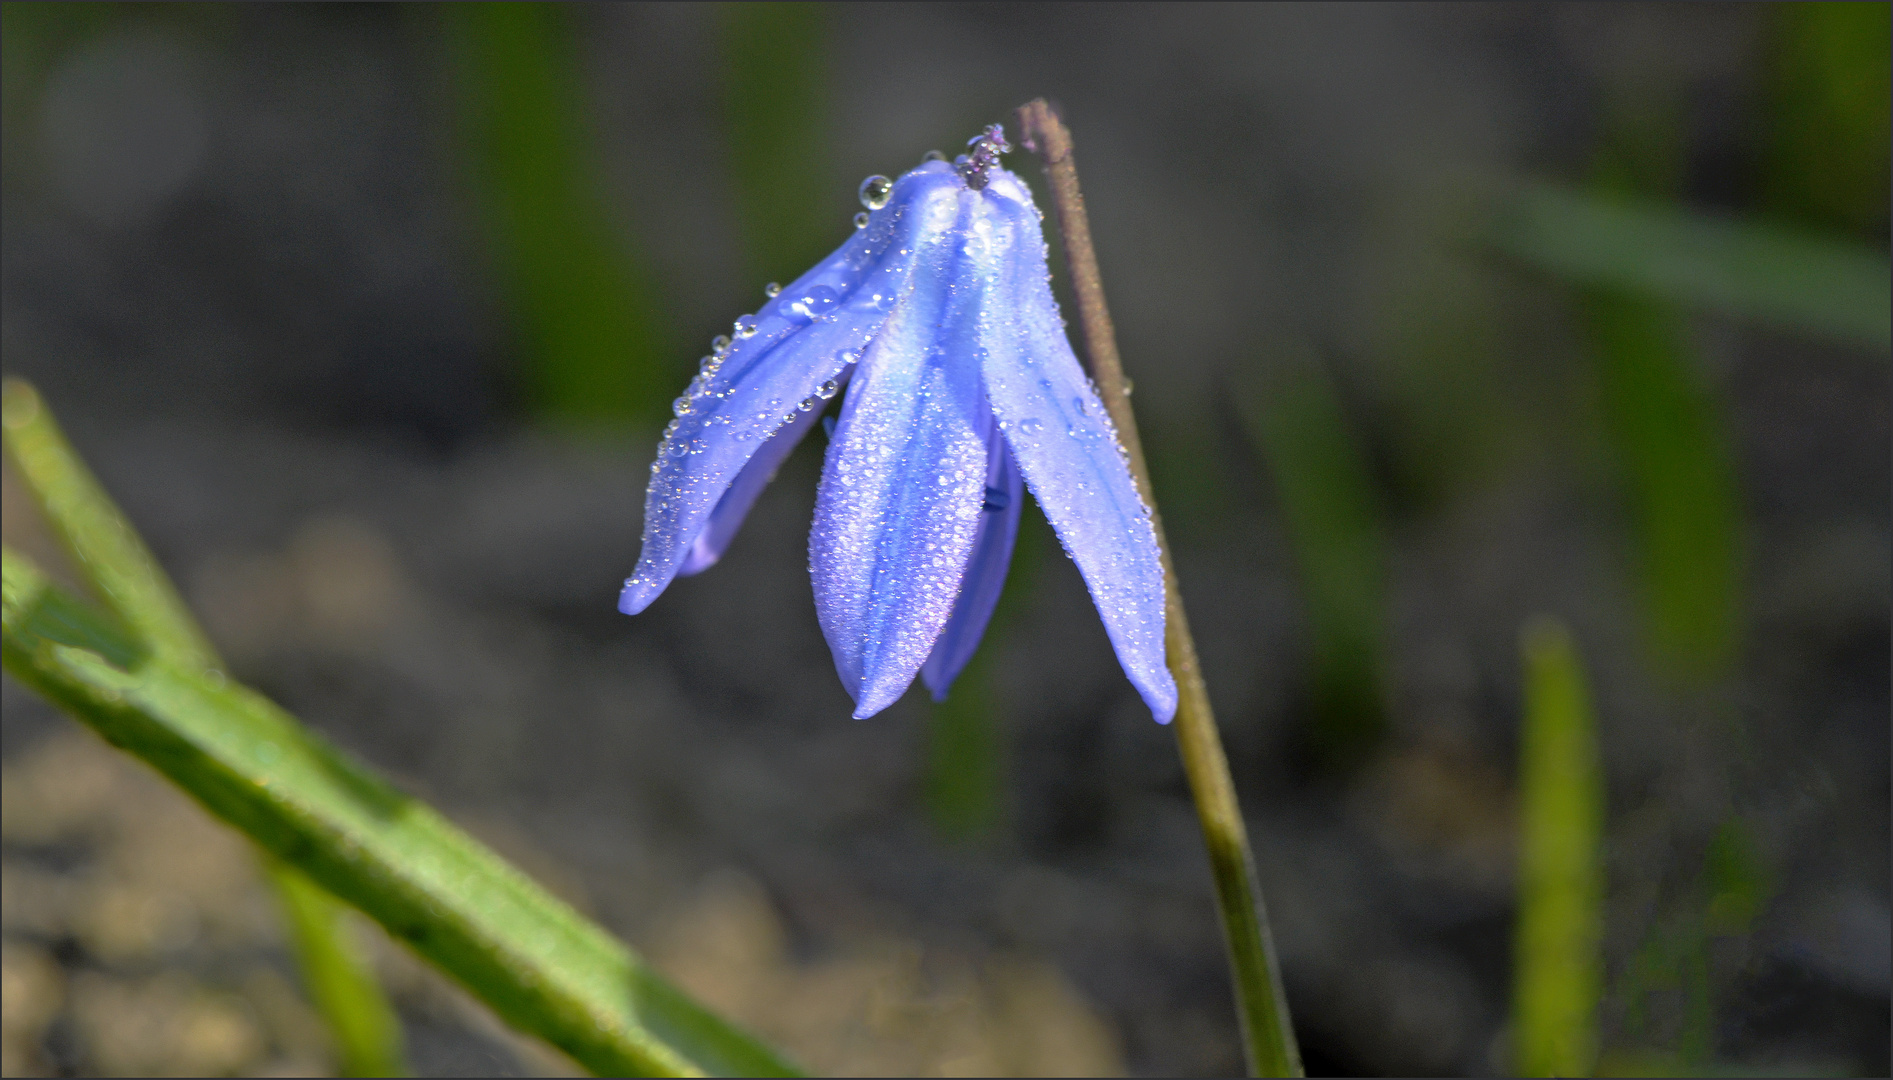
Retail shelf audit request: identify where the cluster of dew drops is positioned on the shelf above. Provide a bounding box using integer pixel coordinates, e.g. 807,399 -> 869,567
651,154 -> 949,475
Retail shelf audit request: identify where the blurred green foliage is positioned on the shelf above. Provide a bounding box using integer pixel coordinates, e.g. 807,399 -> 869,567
1513,617 -> 1605,1079
266,856 -> 410,1077
1237,353 -> 1388,771
1587,91 -> 1746,684
442,2 -> 670,428
718,2 -> 834,286
1762,2 -> 1892,239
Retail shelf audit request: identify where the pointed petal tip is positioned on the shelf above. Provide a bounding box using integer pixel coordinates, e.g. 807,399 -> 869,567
617,580 -> 654,616
1145,678 -> 1178,724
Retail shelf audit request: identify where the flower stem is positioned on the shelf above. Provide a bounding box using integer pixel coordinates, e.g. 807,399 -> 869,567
1015,100 -> 1303,1078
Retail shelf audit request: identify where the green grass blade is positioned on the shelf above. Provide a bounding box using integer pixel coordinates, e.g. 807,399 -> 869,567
1513,617 -> 1606,1079
1486,182 -> 1891,352
1,378 -> 219,668
2,378 -> 411,1076
2,546 -> 802,1078
266,856 -> 411,1077
442,2 -> 672,427
718,2 -> 834,284
1236,355 -> 1389,769
1581,292 -> 1745,681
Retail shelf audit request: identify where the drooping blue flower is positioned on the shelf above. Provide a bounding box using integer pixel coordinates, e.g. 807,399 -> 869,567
621,126 -> 1177,723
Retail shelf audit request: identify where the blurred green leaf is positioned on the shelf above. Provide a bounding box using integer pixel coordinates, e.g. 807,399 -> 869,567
1487,183 -> 1891,353
266,856 -> 411,1077
1763,2 -> 1891,237
443,2 -> 671,427
1513,617 -> 1605,1079
718,2 -> 834,284
1584,290 -> 1744,680
1236,355 -> 1388,769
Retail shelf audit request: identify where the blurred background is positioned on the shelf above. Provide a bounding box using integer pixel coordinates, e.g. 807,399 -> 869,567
1,3 -> 1886,1076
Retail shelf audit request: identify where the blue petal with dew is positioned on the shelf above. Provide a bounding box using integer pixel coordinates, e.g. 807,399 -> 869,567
978,176 -> 1178,722
810,188 -> 994,718
920,414 -> 1023,701
620,164 -> 962,614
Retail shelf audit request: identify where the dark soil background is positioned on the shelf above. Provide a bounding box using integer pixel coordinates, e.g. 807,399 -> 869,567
2,4 -> 1887,1077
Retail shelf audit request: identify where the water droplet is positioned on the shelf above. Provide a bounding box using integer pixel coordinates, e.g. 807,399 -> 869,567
698,355 -> 720,376
668,441 -> 689,457
672,397 -> 692,416
1123,377 -> 1135,396
923,149 -> 947,163
1073,396 -> 1088,415
663,418 -> 680,437
837,348 -> 860,365
763,282 -> 782,298
853,211 -> 870,229
783,284 -> 840,325
815,379 -> 839,399
711,334 -> 732,355
734,315 -> 759,339
650,460 -> 662,473
858,174 -> 893,210
1019,417 -> 1044,435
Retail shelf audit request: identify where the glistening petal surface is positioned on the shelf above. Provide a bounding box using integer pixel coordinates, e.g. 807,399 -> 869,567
677,365 -> 853,576
621,164 -> 963,614
978,174 -> 1178,722
920,425 -> 1023,701
810,191 -> 995,718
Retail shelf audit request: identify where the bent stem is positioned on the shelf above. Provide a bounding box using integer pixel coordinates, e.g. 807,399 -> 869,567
1016,100 -> 1303,1078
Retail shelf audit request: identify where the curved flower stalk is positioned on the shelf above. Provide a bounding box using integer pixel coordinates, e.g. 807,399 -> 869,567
622,126 -> 1177,723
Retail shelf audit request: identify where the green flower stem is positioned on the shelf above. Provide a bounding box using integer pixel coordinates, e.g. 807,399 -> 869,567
0,378 -> 409,1076
1015,99 -> 1303,1078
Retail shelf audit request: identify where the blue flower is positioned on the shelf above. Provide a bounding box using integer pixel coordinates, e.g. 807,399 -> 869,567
621,126 -> 1176,723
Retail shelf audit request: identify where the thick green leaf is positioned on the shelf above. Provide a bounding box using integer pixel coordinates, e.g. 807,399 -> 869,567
3,547 -> 799,1078
3,377 -> 410,1075
1486,182 -> 1891,352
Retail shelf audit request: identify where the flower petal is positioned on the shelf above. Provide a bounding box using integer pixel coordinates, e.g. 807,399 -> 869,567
978,174 -> 1178,723
677,365 -> 854,577
810,191 -> 995,718
621,164 -> 962,615
919,426 -> 1022,700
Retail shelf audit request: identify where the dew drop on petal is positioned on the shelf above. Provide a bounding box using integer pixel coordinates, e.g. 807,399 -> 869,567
672,397 -> 692,416
734,315 -> 759,338
837,348 -> 860,365
1019,417 -> 1044,435
923,149 -> 947,163
815,378 -> 839,399
1123,377 -> 1135,395
763,282 -> 781,298
783,284 -> 841,326
853,211 -> 870,229
858,174 -> 893,210
712,334 -> 732,355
